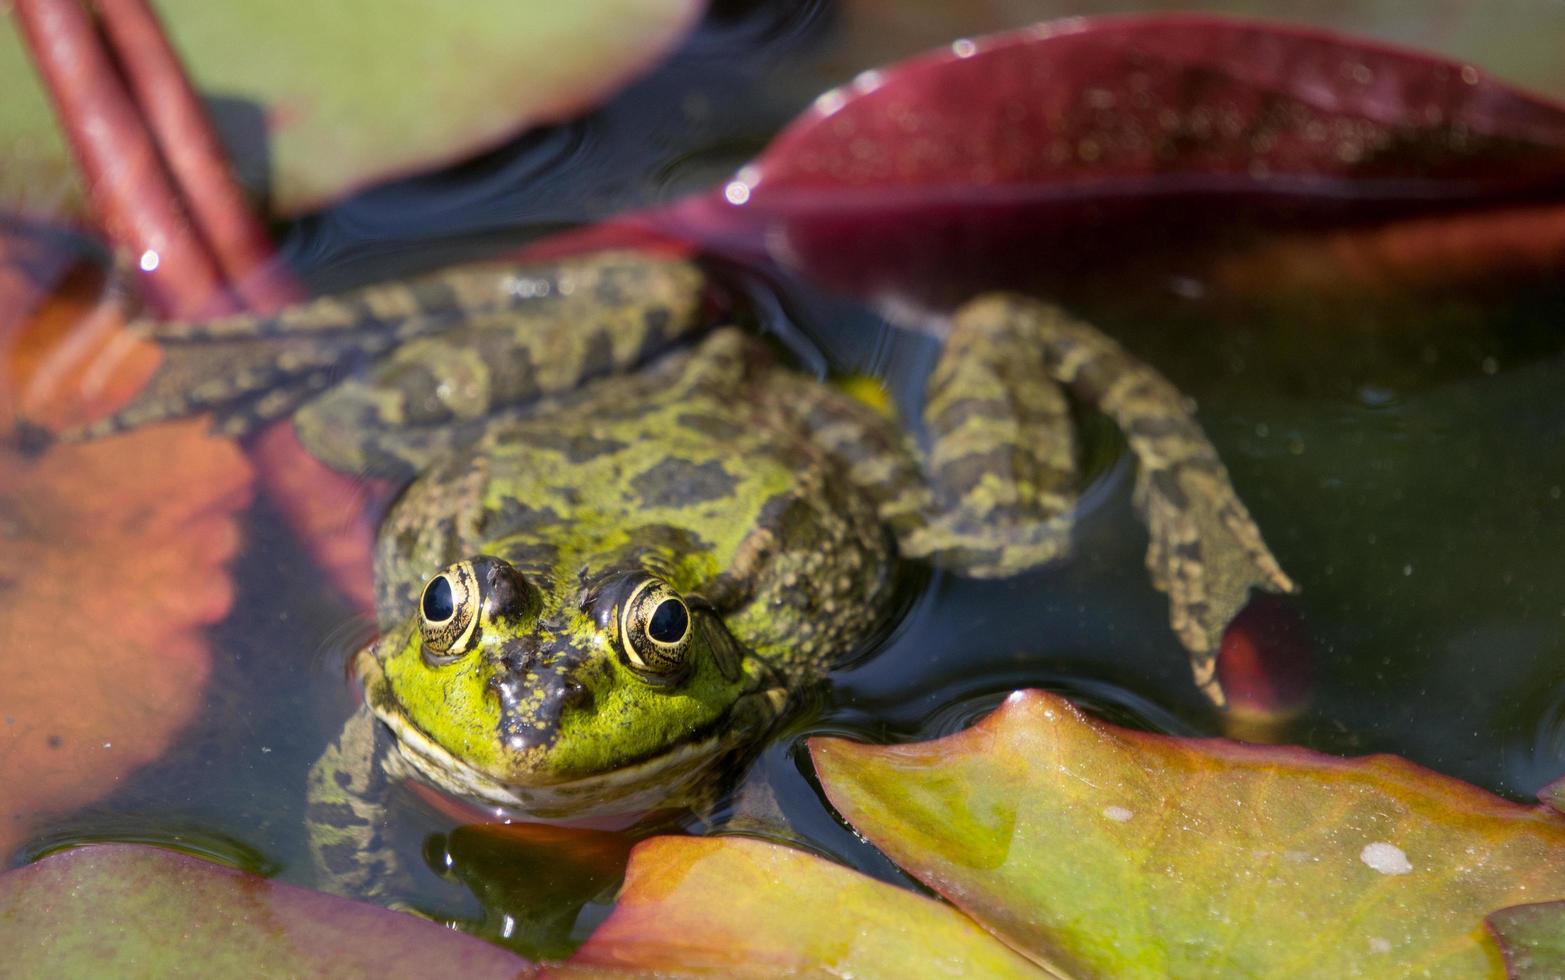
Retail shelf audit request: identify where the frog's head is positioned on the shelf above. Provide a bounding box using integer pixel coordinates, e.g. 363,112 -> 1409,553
362,555 -> 777,816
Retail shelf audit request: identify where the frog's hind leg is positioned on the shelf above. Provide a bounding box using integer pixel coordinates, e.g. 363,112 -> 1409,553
292,256 -> 709,479
306,704 -> 405,901
951,295 -> 1296,704
902,300 -> 1087,576
63,252 -> 706,455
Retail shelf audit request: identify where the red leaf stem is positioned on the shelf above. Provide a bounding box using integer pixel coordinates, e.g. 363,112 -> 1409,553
94,0 -> 301,313
11,0 -> 229,318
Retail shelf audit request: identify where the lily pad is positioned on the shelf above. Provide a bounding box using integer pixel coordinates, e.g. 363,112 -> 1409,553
811,689 -> 1565,977
0,843 -> 533,977
565,836 -> 1044,977
660,15 -> 1565,305
0,271 -> 252,858
0,0 -> 703,217
1487,902 -> 1565,979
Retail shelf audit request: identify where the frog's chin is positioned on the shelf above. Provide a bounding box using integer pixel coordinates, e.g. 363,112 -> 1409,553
370,687 -> 788,820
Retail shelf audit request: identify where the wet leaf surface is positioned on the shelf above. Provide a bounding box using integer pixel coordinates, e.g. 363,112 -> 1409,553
1487,902 -> 1565,979
811,689 -> 1565,977
0,843 -> 534,977
660,14 -> 1565,306
564,835 -> 1045,977
0,268 -> 252,858
0,0 -> 703,216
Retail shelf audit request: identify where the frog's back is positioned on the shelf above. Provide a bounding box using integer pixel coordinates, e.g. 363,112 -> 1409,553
375,330 -> 897,679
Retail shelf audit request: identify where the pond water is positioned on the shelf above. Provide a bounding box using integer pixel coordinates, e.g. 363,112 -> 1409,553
13,0 -> 1565,961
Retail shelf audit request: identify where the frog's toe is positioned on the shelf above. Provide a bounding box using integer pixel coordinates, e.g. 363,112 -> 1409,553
1137,464 -> 1297,706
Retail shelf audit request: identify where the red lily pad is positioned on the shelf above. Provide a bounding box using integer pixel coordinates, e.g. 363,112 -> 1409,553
0,844 -> 533,976
811,689 -> 1565,976
660,15 -> 1565,306
0,271 -> 252,858
565,836 -> 1043,976
1487,902 -> 1565,979
0,0 -> 703,217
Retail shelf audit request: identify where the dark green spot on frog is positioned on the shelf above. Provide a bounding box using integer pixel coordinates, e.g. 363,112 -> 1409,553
80,252 -> 1293,899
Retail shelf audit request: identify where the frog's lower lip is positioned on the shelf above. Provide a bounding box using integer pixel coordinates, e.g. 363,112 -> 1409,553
370,687 -> 787,820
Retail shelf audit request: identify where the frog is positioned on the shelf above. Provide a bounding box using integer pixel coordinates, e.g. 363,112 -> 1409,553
75,251 -> 1293,899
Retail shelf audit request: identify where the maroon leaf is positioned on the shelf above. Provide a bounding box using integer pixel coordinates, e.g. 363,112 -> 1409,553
658,14 -> 1565,306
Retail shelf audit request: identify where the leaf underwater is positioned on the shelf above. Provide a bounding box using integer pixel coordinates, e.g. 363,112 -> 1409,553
0,844 -> 535,978
811,690 -> 1565,978
0,0 -> 705,217
657,14 -> 1565,305
0,250 -> 253,858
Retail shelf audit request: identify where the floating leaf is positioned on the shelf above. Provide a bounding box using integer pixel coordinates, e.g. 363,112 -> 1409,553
0,844 -> 534,976
565,836 -> 1044,977
1487,902 -> 1565,979
0,0 -> 703,216
661,15 -> 1565,305
811,689 -> 1565,977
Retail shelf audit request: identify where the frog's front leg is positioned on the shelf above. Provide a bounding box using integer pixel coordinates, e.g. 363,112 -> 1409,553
306,704 -> 405,901
941,296 -> 1296,703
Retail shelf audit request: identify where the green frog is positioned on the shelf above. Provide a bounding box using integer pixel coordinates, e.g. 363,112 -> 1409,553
80,251 -> 1292,897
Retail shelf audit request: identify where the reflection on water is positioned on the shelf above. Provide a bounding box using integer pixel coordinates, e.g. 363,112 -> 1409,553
11,0 -> 1565,961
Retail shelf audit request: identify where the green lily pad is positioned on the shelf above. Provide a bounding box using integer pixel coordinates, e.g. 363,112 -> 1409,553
811,689 -> 1565,977
0,843 -> 534,977
0,0 -> 701,216
565,835 -> 1044,977
1487,902 -> 1565,979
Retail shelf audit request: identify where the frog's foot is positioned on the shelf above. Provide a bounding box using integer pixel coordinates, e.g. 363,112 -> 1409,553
306,704 -> 405,900
956,294 -> 1296,705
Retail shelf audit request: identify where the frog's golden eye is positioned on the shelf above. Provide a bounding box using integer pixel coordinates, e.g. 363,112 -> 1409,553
620,578 -> 692,679
419,562 -> 480,662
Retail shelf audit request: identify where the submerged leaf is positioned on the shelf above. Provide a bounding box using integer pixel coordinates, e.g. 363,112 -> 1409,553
0,421 -> 252,856
0,277 -> 252,857
566,836 -> 1044,977
0,844 -> 534,977
811,689 -> 1565,977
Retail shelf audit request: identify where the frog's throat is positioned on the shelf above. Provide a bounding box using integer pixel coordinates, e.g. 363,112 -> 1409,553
354,649 -> 787,818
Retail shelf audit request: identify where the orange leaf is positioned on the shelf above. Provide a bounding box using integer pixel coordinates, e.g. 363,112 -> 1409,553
1,268 -> 252,854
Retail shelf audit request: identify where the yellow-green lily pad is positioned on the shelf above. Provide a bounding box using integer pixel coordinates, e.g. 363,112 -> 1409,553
0,0 -> 701,216
0,844 -> 534,977
565,835 -> 1045,977
811,689 -> 1565,977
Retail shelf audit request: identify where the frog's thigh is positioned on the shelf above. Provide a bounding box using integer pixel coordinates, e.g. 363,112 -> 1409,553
902,297 -> 1084,577
306,705 -> 403,899
294,375 -> 484,479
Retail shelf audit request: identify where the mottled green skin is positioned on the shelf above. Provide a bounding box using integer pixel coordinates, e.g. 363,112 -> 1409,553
84,251 -> 1294,900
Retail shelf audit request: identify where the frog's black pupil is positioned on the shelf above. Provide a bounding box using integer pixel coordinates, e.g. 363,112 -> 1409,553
648,598 -> 688,644
423,576 -> 455,622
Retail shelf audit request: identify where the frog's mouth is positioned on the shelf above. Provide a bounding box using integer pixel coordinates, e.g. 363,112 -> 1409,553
357,650 -> 787,818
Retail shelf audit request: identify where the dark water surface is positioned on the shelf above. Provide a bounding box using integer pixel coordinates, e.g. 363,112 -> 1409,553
20,0 -> 1565,959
